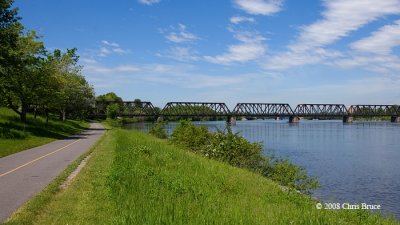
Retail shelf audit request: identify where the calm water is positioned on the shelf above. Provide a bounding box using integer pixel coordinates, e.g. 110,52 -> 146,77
125,120 -> 400,218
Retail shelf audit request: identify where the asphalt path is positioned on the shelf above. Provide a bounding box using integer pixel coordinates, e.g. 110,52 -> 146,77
0,122 -> 105,222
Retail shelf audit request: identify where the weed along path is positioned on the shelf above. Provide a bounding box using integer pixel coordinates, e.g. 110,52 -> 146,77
0,122 -> 105,222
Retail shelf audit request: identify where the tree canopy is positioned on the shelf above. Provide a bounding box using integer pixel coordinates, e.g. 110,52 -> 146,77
0,1 -> 94,122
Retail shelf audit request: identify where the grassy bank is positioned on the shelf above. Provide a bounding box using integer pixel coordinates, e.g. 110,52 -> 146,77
0,107 -> 89,157
5,128 -> 398,224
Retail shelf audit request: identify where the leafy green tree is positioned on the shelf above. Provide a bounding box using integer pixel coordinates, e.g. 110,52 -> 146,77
42,49 -> 94,121
133,98 -> 142,108
95,92 -> 123,115
106,103 -> 119,119
0,1 -> 46,123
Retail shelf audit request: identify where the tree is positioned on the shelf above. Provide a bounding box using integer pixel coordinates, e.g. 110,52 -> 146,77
95,92 -> 123,115
0,1 -> 47,124
133,98 -> 142,108
44,48 -> 94,121
1,1 -> 94,123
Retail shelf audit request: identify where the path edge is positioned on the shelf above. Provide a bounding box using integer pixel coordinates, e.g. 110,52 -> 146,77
3,124 -> 107,224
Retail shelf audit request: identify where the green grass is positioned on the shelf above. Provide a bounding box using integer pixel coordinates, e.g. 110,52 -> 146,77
0,107 -> 89,158
5,128 -> 399,224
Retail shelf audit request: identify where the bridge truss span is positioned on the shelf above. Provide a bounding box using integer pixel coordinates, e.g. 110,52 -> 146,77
119,101 -> 157,117
161,102 -> 231,117
232,103 -> 294,117
348,105 -> 400,117
294,104 -> 348,117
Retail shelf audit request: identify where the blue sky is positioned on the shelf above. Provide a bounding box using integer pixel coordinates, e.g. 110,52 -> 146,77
15,0 -> 400,107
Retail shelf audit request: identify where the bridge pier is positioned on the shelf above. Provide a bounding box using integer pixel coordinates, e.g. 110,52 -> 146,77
289,116 -> 300,123
343,116 -> 353,123
157,116 -> 164,122
391,116 -> 400,123
227,116 -> 236,125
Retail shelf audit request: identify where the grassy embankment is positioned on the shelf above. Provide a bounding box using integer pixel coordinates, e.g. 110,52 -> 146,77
0,107 -> 89,157
5,127 -> 399,224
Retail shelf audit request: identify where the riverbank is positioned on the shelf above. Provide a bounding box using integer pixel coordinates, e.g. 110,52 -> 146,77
0,107 -> 89,158
5,127 -> 399,224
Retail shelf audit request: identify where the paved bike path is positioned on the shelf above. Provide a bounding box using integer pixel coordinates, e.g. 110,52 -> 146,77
0,122 -> 105,222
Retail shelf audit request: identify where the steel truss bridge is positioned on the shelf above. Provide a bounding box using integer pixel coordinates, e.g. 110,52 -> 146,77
96,101 -> 400,123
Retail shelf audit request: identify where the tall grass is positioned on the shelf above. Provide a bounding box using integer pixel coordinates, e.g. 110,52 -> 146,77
8,128 -> 398,224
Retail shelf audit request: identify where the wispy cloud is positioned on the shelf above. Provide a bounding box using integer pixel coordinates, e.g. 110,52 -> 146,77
233,0 -> 284,15
332,20 -> 400,75
164,24 -> 200,43
84,64 -> 139,74
230,16 -> 255,24
157,46 -> 199,62
350,20 -> 400,55
263,0 -> 400,70
82,59 -> 254,89
138,0 -> 160,6
204,31 -> 266,65
291,0 -> 400,52
97,40 -> 130,57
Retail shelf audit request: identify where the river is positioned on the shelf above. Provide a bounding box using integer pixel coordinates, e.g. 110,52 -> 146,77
125,119 -> 400,218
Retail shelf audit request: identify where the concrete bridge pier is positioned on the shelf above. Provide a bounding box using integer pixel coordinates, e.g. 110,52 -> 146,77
391,116 -> 400,123
157,116 -> 164,122
289,116 -> 300,123
227,116 -> 236,125
343,116 -> 353,123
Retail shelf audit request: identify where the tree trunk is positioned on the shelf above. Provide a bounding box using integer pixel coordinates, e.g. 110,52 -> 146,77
45,109 -> 49,123
20,103 -> 27,130
34,105 -> 37,119
60,109 -> 66,121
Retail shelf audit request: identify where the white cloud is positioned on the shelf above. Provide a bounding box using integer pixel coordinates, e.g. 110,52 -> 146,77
138,0 -> 160,6
97,40 -> 129,57
230,16 -> 255,24
85,64 -> 139,74
80,58 -> 97,64
263,0 -> 400,70
101,40 -> 119,48
291,0 -> 400,52
205,31 -> 266,65
350,20 -> 400,55
82,59 -> 139,74
234,0 -> 283,15
83,60 -> 254,89
165,24 -> 199,43
333,20 -> 400,75
157,46 -> 199,62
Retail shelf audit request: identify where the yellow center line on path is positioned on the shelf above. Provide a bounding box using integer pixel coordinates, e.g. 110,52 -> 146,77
0,139 -> 82,178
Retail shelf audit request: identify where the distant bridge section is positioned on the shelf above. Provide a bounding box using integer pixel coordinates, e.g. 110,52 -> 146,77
292,104 -> 348,123
232,103 -> 293,117
348,105 -> 399,117
347,105 -> 400,123
160,102 -> 231,117
294,104 -> 348,117
119,101 -> 157,117
93,100 -> 400,123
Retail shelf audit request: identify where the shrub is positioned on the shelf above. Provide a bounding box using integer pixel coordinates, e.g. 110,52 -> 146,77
169,120 -> 319,193
149,121 -> 167,139
170,120 -> 211,152
268,159 -> 319,194
203,127 -> 264,170
106,103 -> 119,119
